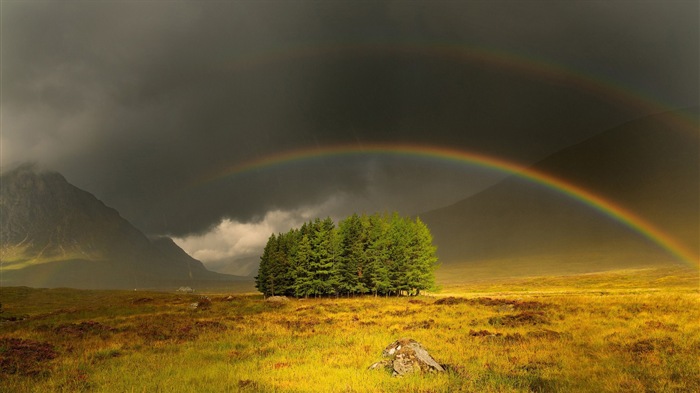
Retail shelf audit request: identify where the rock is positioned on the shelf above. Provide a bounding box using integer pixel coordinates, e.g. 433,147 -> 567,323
265,296 -> 289,303
189,296 -> 211,310
368,359 -> 392,370
369,338 -> 445,376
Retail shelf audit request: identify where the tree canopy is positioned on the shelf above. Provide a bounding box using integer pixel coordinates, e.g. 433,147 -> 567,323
255,213 -> 438,297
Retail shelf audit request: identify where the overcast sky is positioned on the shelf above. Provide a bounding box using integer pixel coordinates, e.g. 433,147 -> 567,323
2,1 -> 697,274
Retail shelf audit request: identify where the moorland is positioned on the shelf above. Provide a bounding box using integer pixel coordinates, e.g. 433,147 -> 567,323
1,264 -> 698,392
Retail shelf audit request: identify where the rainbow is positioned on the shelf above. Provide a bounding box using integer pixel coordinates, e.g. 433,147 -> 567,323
221,42 -> 699,135
197,144 -> 699,269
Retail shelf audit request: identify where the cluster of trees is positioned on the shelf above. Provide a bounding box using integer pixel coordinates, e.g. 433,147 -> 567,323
255,213 -> 438,298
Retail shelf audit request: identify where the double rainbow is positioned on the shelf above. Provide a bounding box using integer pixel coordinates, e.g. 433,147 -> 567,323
195,42 -> 698,267
198,144 -> 699,269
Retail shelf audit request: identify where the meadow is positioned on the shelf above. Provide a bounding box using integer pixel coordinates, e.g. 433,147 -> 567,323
1,265 -> 698,392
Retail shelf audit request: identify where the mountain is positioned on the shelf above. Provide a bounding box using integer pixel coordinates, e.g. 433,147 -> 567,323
0,165 -> 241,289
421,108 -> 699,276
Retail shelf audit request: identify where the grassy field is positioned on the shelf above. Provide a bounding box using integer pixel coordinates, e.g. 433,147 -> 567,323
1,264 -> 698,392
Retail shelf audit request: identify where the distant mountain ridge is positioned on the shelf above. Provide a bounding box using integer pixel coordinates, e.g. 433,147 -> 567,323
0,165 -> 239,289
421,108 -> 699,271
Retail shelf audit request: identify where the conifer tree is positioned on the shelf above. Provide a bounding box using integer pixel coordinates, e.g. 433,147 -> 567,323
337,214 -> 365,296
308,218 -> 336,297
255,212 -> 439,298
254,234 -> 275,296
293,234 -> 313,298
411,217 -> 438,295
282,228 -> 300,296
387,213 -> 411,296
365,213 -> 391,296
255,233 -> 280,296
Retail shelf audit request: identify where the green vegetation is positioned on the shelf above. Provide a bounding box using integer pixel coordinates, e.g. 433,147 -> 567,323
255,213 -> 438,298
1,265 -> 698,392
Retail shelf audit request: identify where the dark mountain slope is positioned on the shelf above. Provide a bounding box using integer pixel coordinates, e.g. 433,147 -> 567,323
0,165 -> 239,289
421,109 -> 699,270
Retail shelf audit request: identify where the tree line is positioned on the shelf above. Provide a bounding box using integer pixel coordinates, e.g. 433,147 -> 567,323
255,213 -> 439,298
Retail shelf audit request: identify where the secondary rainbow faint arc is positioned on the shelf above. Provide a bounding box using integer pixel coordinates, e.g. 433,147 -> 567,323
198,144 -> 699,269
221,42 -> 699,135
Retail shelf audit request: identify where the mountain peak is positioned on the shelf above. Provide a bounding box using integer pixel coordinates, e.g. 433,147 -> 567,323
0,166 -> 236,289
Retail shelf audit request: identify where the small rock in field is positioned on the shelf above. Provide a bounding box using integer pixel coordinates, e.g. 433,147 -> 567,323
369,338 -> 445,376
266,296 -> 289,303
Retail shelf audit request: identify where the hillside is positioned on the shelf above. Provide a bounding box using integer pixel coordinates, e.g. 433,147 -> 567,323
421,109 -> 699,274
0,165 -> 242,289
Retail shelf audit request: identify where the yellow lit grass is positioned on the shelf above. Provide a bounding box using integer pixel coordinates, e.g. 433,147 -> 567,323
1,265 -> 698,392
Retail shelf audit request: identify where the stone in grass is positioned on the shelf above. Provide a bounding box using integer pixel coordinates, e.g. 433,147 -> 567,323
369,338 -> 445,376
265,296 -> 290,303
189,296 -> 212,310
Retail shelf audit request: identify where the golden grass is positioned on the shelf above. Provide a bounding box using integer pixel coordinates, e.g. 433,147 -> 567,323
1,265 -> 698,392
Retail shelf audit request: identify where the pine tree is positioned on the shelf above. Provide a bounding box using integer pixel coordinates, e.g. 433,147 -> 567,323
255,212 -> 438,298
411,217 -> 439,295
337,214 -> 365,296
387,213 -> 411,296
293,234 -> 313,298
365,213 -> 391,296
308,218 -> 336,297
281,228 -> 300,296
255,234 -> 276,296
254,238 -> 269,296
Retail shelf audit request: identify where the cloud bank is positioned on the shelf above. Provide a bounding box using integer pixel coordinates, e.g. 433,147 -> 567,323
2,1 -> 697,274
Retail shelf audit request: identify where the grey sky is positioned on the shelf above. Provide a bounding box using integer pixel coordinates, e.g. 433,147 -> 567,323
1,1 -> 697,272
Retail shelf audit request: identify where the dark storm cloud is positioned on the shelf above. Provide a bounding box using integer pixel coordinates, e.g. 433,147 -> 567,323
2,1 -> 698,236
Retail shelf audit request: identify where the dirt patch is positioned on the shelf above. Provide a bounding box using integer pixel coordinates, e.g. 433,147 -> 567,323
406,319 -> 435,330
30,308 -> 82,322
469,329 -> 499,337
135,320 -> 198,342
388,308 -> 418,316
279,317 -> 320,332
433,297 -> 548,311
52,321 -> 115,338
131,316 -> 226,342
468,329 -> 525,343
527,329 -> 569,340
0,338 -> 58,376
131,297 -> 154,305
489,311 -> 550,327
433,297 -> 468,305
473,297 -> 547,311
0,314 -> 28,322
627,337 -> 674,356
503,332 -> 525,342
194,320 -> 228,333
629,339 -> 655,354
645,320 -> 679,332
